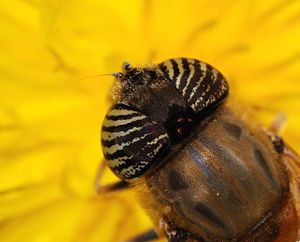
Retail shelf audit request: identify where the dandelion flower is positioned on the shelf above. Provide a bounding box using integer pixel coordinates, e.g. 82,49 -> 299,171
0,0 -> 299,241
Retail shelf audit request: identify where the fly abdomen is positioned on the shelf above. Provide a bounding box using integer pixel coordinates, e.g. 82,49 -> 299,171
145,104 -> 287,241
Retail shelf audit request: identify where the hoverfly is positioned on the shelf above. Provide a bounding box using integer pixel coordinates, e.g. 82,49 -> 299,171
97,58 -> 300,241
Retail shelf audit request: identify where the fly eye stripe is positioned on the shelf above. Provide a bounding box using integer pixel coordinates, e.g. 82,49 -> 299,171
158,58 -> 229,113
101,103 -> 170,179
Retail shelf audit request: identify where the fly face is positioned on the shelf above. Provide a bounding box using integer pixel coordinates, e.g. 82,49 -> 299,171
99,58 -> 300,242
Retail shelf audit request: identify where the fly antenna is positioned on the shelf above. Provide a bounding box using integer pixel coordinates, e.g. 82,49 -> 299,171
76,72 -> 123,81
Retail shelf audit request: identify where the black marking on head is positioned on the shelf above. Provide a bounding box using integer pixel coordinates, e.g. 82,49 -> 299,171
102,118 -> 148,133
170,59 -> 180,82
183,60 -> 202,103
148,70 -> 158,80
101,103 -> 171,179
178,58 -> 190,92
164,105 -> 199,142
194,202 -> 228,230
121,68 -> 144,87
222,122 -> 242,141
187,64 -> 213,109
106,111 -> 141,121
168,170 -> 189,191
158,58 -> 229,115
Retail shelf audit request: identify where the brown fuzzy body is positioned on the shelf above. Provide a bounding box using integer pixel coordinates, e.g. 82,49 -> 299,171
134,102 -> 298,241
101,58 -> 299,241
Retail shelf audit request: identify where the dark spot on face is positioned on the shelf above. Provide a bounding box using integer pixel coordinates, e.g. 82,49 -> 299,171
168,170 -> 189,191
194,202 -> 228,230
222,122 -> 242,141
177,117 -> 183,122
148,70 -> 158,80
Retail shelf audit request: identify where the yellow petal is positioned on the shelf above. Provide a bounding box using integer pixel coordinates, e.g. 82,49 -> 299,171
0,0 -> 300,241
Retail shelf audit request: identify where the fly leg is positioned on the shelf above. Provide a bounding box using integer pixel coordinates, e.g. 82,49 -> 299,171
268,112 -> 286,134
94,160 -> 129,194
158,217 -> 202,242
122,229 -> 158,242
266,113 -> 299,163
95,161 -> 158,241
266,112 -> 286,153
266,112 -> 300,170
267,113 -> 300,230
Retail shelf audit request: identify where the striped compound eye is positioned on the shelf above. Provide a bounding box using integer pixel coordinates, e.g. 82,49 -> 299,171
101,58 -> 229,180
158,58 -> 229,113
101,103 -> 170,180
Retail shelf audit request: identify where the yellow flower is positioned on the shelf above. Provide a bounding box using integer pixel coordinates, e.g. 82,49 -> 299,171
0,0 -> 299,241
